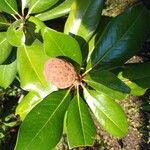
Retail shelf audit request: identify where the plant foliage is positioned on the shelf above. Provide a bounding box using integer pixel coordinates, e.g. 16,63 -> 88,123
0,0 -> 150,149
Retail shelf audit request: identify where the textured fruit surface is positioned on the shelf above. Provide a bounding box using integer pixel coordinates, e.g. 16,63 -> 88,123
44,58 -> 77,89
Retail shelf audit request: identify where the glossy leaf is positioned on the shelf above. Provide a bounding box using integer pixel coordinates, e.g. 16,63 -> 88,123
42,27 -> 82,65
91,3 -> 150,71
117,62 -> 150,96
28,0 -> 59,14
85,70 -> 130,100
15,90 -> 71,150
0,61 -> 17,88
0,32 -> 12,64
7,20 -> 25,47
87,16 -> 113,62
83,88 -> 128,138
67,95 -> 96,148
17,40 -> 57,98
0,0 -> 18,14
36,0 -> 73,21
64,0 -> 104,42
16,92 -> 42,120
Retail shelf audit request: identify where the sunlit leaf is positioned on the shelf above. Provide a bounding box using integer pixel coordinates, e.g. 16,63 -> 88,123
0,32 -> 12,64
67,95 -> 96,148
0,0 -> 18,14
28,0 -> 59,14
0,61 -> 17,88
85,70 -> 130,100
7,20 -> 25,47
83,88 -> 128,138
36,0 -> 73,21
15,90 -> 71,150
17,40 -> 57,98
16,91 -> 42,120
42,27 -> 82,65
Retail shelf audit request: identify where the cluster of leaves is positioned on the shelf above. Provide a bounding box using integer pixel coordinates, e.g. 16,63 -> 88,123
0,0 -> 150,149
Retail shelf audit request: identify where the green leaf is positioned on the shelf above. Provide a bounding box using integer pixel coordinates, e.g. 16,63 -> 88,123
0,32 -> 12,64
83,88 -> 128,138
91,3 -> 150,71
67,95 -> 96,148
0,0 -> 18,14
42,27 -> 82,65
64,0 -> 104,42
28,16 -> 46,32
35,0 -> 73,21
15,90 -> 71,150
0,14 -> 10,30
0,61 -> 17,88
16,91 -> 42,120
17,40 -> 57,98
28,0 -> 59,14
87,16 -> 113,63
84,70 -> 130,100
7,20 -> 25,47
117,62 -> 150,96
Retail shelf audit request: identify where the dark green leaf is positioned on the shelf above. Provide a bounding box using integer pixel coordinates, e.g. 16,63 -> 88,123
16,91 -> 42,120
85,70 -> 130,100
0,0 -> 18,14
0,61 -> 17,88
17,40 -> 57,98
64,0 -> 104,42
36,0 -> 73,21
83,88 -> 128,138
67,95 -> 96,148
42,27 -> 82,65
0,32 -> 12,64
87,16 -> 113,63
91,3 -> 150,71
117,62 -> 150,96
0,14 -> 10,30
7,20 -> 25,47
28,0 -> 59,14
15,90 -> 71,150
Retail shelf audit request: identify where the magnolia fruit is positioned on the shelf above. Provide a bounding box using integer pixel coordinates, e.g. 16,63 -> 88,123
44,58 -> 77,89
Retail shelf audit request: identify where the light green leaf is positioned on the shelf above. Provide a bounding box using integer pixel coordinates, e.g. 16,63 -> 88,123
42,27 -> 82,65
0,0 -> 18,14
28,0 -> 59,14
67,95 -> 96,148
91,3 -> 150,71
17,40 -> 57,98
0,61 -> 17,88
16,91 -> 42,120
7,20 -> 25,47
15,90 -> 71,150
35,0 -> 73,21
64,0 -> 104,42
117,62 -> 150,96
85,71 -> 130,100
0,32 -> 12,64
83,88 -> 128,138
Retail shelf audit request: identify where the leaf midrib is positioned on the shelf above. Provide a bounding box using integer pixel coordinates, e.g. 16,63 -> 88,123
4,0 -> 18,14
77,96 -> 86,145
23,45 -> 46,88
85,89 -> 126,135
24,90 -> 70,149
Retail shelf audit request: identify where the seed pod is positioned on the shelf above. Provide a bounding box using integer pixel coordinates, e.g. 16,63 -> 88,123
44,58 -> 77,89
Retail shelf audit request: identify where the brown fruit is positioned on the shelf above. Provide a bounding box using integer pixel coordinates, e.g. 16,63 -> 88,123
44,58 -> 77,89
